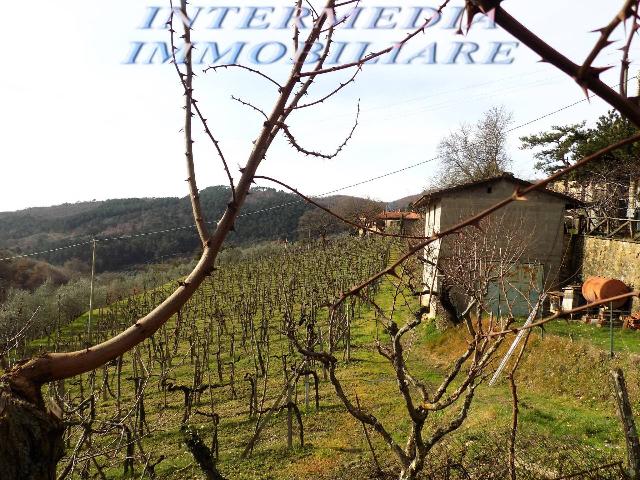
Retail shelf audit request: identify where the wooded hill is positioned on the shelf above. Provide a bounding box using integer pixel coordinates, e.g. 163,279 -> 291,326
0,186 -> 402,275
0,186 -> 315,273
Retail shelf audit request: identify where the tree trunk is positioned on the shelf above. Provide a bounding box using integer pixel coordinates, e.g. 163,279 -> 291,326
399,467 -> 418,480
0,387 -> 64,480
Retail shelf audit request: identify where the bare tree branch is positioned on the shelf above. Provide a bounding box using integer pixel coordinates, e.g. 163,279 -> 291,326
254,175 -> 426,239
2,0 -> 339,406
169,1 -> 210,244
204,64 -> 283,90
279,101 -> 359,159
470,1 -> 640,126
577,0 -> 637,83
298,0 -> 452,77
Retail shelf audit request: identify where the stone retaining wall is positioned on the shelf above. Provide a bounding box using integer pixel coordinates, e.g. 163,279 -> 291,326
577,235 -> 640,309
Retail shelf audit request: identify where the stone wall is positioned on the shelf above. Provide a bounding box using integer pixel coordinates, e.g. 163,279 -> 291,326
578,235 -> 640,309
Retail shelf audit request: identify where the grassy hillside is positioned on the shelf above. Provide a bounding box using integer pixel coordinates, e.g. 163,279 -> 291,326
23,239 -> 640,479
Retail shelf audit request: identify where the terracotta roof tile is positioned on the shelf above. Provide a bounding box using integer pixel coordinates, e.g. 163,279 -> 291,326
377,211 -> 421,220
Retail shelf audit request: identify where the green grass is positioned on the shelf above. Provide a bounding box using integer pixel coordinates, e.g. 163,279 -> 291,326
542,319 -> 640,354
33,254 -> 640,479
30,310 -> 100,349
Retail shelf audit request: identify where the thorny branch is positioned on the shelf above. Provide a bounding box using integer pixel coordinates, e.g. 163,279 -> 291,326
4,2 -> 640,478
2,0 -> 340,405
231,95 -> 268,120
620,4 -> 640,96
169,0 -> 210,244
279,103 -> 360,159
577,0 -> 638,83
293,67 -> 361,110
204,64 -> 283,90
169,1 -> 237,205
468,0 -> 640,126
297,0 -> 452,77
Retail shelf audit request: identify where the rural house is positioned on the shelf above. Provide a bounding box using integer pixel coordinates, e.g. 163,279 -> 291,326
375,210 -> 422,235
413,173 -> 582,318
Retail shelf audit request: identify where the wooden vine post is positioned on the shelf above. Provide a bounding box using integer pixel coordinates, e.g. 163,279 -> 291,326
612,369 -> 640,480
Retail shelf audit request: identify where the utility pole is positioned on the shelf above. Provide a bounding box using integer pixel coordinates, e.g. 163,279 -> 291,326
87,239 -> 97,344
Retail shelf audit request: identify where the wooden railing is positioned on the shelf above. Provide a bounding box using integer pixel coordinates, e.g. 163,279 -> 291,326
568,215 -> 640,240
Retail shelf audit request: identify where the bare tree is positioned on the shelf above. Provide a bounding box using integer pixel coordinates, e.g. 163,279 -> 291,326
287,214 -> 535,480
332,196 -> 385,226
288,255 -> 514,480
3,1 -> 640,479
436,106 -> 513,187
296,196 -> 385,241
0,1 -> 367,476
436,214 -> 534,323
297,208 -> 346,242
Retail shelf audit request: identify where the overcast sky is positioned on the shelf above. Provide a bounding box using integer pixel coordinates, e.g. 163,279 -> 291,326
1,1 -> 636,212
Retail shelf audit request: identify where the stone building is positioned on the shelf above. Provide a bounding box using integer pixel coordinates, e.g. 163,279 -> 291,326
374,211 -> 422,235
413,173 -> 582,318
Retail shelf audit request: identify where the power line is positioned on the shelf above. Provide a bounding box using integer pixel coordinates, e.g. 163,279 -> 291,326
0,224 -> 199,262
507,74 -> 638,133
240,155 -> 442,217
317,64 -> 600,124
0,241 -> 96,262
350,68 -> 552,117
0,155 -> 442,261
320,156 -> 440,196
1,75 -> 635,263
318,52 -> 634,125
507,98 -> 591,133
377,76 -> 562,124
248,76 -> 639,213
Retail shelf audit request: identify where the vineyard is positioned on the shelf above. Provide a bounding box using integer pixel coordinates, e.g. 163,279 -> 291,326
6,0 -> 640,478
14,237 -> 397,479
2,236 -> 637,479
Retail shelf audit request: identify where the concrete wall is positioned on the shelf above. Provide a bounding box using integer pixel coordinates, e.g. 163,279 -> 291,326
578,236 -> 640,309
422,200 -> 441,312
438,179 -> 568,288
421,178 -> 570,317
